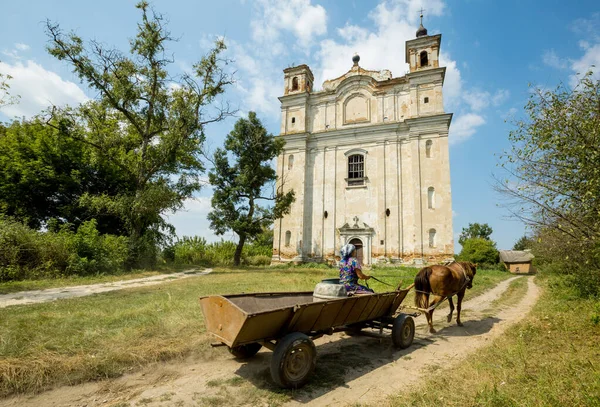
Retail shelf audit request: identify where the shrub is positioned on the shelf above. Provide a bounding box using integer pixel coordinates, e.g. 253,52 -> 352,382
245,255 -> 271,266
168,236 -> 274,267
458,237 -> 499,265
0,217 -> 129,281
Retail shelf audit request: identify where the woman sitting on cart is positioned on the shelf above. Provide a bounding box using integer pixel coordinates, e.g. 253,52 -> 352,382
339,244 -> 374,295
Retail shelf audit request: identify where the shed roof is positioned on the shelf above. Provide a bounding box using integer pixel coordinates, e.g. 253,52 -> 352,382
499,250 -> 534,263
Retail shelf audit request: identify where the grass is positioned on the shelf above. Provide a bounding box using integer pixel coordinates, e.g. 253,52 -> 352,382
386,273 -> 600,407
0,264 -> 201,295
0,265 -> 510,398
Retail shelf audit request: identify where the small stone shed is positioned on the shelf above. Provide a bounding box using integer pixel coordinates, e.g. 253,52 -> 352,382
499,250 -> 536,274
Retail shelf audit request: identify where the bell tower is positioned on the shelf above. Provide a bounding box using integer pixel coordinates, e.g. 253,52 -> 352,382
405,12 -> 441,73
283,64 -> 314,95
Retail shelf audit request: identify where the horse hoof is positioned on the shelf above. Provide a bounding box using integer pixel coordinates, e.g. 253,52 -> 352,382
430,328 -> 437,334
447,315 -> 452,322
457,322 -> 463,327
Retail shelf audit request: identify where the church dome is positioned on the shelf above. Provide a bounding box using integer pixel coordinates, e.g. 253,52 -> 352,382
416,23 -> 428,37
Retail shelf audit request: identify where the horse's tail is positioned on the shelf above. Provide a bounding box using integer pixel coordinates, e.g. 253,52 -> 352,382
414,267 -> 432,309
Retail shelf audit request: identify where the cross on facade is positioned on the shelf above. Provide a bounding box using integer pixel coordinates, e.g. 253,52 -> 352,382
419,8 -> 425,24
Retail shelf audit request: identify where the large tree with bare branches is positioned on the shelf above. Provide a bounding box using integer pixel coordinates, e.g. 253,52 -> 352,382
44,1 -> 233,264
495,72 -> 600,294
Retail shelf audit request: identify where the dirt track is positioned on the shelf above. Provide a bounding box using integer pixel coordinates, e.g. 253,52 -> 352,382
0,276 -> 539,407
0,268 -> 211,308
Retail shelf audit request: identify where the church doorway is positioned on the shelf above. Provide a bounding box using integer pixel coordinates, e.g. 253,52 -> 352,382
349,238 -> 364,265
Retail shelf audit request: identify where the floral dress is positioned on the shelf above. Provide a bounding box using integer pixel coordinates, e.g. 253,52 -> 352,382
339,257 -> 374,294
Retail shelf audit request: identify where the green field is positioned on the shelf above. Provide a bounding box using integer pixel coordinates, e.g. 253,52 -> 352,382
0,266 -> 510,397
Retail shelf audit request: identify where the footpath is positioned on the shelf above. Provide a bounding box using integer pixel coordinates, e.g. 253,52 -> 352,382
0,268 -> 212,308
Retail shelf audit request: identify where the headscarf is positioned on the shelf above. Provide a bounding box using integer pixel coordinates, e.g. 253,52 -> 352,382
340,243 -> 356,261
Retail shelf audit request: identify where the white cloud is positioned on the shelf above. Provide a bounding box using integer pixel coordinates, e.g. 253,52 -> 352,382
569,42 -> 600,87
251,0 -> 327,51
542,49 -> 568,70
0,60 -> 88,118
449,113 -> 485,145
14,43 -> 30,51
462,88 -> 509,112
566,13 -> 600,87
315,0 -> 445,90
227,40 -> 282,116
462,89 -> 491,112
492,89 -> 510,106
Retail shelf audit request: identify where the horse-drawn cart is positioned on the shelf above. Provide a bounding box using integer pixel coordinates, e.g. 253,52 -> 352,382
199,282 -> 415,388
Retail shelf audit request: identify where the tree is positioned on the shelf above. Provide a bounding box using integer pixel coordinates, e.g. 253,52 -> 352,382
0,64 -> 20,108
44,1 -> 233,265
458,237 -> 499,265
495,72 -> 600,296
0,119 -> 131,233
208,112 -> 295,266
458,222 -> 493,246
512,235 -> 534,251
495,72 -> 600,246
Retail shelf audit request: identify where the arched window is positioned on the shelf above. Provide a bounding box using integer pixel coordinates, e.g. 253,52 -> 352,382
429,228 -> 436,248
347,154 -> 365,186
420,51 -> 428,67
428,187 -> 435,209
288,155 -> 294,170
426,140 -> 433,158
291,77 -> 299,91
285,231 -> 291,247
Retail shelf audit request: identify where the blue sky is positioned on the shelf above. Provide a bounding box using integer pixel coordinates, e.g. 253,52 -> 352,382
1,0 -> 599,252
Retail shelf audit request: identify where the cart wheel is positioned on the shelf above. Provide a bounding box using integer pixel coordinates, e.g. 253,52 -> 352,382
270,332 -> 316,389
229,342 -> 263,359
392,314 -> 415,349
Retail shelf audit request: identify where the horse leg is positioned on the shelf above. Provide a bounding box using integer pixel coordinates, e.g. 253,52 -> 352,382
456,290 -> 465,326
427,295 -> 445,333
425,311 -> 435,334
447,296 -> 454,323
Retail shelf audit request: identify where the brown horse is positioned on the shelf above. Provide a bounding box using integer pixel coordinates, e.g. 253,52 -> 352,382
413,261 -> 477,333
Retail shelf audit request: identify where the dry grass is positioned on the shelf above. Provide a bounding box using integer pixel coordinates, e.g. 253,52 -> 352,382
386,274 -> 600,407
0,265 -> 509,398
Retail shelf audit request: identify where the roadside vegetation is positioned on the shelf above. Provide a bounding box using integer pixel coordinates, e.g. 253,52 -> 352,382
0,266 -> 508,397
387,274 -> 600,407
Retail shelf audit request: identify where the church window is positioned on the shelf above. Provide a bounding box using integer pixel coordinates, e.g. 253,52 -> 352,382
288,155 -> 294,170
424,97 -> 429,103
428,187 -> 435,209
347,154 -> 365,186
429,228 -> 436,248
291,77 -> 299,91
291,117 -> 296,125
285,231 -> 291,247
426,140 -> 433,158
420,51 -> 428,67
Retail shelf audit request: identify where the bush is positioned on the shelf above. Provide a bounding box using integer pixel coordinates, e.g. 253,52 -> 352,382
458,237 -> 499,265
167,236 -> 274,267
0,217 -> 129,281
245,255 -> 271,266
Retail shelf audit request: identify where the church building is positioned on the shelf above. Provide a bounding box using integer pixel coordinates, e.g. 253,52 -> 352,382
272,20 -> 454,266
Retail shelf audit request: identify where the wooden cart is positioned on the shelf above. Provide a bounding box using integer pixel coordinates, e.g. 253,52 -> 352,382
199,287 -> 414,388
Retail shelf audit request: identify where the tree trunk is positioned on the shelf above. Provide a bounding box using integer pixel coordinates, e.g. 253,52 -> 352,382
233,233 -> 246,266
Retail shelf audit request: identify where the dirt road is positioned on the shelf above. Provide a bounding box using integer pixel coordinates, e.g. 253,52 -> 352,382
0,268 -> 212,308
0,276 -> 539,407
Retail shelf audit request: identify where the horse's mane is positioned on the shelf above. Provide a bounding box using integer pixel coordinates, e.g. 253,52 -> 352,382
457,261 -> 476,278
444,260 -> 476,279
